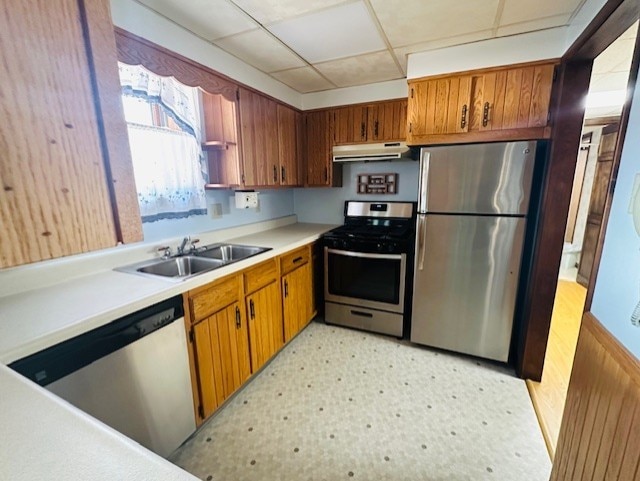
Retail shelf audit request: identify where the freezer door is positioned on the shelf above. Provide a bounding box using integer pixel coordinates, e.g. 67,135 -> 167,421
419,141 -> 535,215
411,214 -> 526,362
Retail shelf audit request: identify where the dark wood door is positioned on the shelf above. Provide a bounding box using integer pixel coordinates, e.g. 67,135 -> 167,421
577,125 -> 618,287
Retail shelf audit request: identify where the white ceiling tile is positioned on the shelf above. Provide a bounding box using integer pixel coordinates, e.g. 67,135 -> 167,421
496,15 -> 571,37
271,67 -> 335,92
231,0 -> 348,24
314,50 -> 403,88
369,0 -> 500,48
268,2 -> 386,63
214,29 -> 306,72
593,37 -> 636,74
136,0 -> 258,40
588,72 -> 632,93
500,0 -> 583,26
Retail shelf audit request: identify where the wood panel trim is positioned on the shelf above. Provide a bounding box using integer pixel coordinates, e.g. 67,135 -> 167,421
82,0 -> 142,244
408,59 -> 560,84
407,126 -> 550,146
583,312 -> 640,382
551,311 -> 640,480
114,27 -> 301,111
516,60 -> 593,380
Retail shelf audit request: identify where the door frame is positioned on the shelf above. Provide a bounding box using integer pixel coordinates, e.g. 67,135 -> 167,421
516,0 -> 640,380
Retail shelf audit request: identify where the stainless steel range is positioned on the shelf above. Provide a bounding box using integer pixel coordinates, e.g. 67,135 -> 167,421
322,201 -> 416,337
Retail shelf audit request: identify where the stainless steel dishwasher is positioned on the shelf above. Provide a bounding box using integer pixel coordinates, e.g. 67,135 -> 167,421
9,295 -> 196,458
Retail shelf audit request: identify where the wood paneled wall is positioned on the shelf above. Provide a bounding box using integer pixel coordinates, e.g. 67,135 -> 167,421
551,312 -> 640,480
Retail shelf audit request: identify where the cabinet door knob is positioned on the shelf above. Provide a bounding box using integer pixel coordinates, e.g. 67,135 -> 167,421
281,166 -> 286,182
235,306 -> 241,328
460,104 -> 468,129
360,122 -> 365,140
284,280 -> 289,297
273,165 -> 277,183
374,120 -> 379,137
249,299 -> 255,319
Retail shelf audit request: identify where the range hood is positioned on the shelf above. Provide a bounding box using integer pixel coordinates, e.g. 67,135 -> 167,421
332,142 -> 412,162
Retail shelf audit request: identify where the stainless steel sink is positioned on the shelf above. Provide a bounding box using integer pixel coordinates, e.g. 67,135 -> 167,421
115,243 -> 271,281
137,256 -> 225,278
195,244 -> 270,262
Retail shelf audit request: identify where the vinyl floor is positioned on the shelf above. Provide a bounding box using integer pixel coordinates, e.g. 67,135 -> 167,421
171,321 -> 551,481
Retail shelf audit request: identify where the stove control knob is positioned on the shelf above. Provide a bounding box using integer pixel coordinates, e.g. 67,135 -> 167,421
388,243 -> 397,253
376,243 -> 383,252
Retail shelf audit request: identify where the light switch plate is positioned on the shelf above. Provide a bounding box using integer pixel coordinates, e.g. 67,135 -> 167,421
235,191 -> 259,209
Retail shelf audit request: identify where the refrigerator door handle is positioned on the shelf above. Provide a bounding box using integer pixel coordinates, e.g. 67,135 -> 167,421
417,215 -> 426,271
418,150 -> 430,213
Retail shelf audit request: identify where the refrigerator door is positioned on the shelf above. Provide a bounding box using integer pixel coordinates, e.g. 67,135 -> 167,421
411,214 -> 526,362
418,141 -> 535,215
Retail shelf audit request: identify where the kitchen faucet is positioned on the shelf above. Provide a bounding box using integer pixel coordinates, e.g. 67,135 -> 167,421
177,236 -> 200,255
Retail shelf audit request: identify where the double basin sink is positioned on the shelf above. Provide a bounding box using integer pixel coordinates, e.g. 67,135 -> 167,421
117,244 -> 271,281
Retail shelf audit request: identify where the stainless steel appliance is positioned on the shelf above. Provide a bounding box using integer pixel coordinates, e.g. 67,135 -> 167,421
323,201 -> 415,337
411,141 -> 536,362
9,296 -> 195,458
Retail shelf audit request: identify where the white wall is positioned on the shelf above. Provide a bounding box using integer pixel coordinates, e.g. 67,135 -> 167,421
591,81 -> 640,357
302,79 -> 408,110
407,28 -> 568,79
565,0 -> 608,50
142,189 -> 295,242
294,160 -> 419,225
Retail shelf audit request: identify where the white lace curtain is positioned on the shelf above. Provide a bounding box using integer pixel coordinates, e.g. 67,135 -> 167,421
118,63 -> 207,222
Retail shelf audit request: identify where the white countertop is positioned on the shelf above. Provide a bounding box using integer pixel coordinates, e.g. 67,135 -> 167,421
0,222 -> 335,364
0,364 -> 199,481
0,221 -> 335,480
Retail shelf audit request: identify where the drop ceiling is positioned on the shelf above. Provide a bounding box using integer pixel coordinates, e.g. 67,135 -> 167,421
136,0 -> 600,93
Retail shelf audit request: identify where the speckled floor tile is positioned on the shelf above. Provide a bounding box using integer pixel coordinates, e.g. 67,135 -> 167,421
171,321 -> 551,481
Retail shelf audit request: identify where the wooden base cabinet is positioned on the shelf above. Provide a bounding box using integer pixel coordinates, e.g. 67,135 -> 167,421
281,245 -> 314,342
243,259 -> 284,372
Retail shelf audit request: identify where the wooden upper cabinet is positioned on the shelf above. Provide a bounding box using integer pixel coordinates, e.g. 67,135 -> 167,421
367,99 -> 408,142
277,104 -> 301,187
305,110 -> 342,187
202,91 -> 242,188
0,0 -> 141,268
238,88 -> 278,187
333,99 -> 407,144
407,60 -> 557,145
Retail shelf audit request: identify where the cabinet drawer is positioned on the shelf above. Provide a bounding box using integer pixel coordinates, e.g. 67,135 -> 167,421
190,275 -> 240,323
280,245 -> 310,275
244,258 -> 277,294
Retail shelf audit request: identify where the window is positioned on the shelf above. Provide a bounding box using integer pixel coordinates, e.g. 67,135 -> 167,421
119,63 -> 207,222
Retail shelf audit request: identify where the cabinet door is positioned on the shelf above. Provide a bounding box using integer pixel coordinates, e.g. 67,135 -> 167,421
1,0 -> 122,268
192,316 -> 224,419
305,110 -> 339,186
239,88 -> 278,186
408,76 -> 471,139
215,302 -> 252,397
282,262 -> 313,342
497,64 -> 554,130
246,281 -> 284,372
277,104 -> 300,186
334,105 -> 368,143
192,302 -> 251,420
367,99 -> 407,142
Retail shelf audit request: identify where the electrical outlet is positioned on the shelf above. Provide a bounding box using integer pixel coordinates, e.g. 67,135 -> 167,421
209,203 -> 222,218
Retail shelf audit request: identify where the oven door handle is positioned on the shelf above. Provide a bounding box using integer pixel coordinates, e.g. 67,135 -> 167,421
417,215 -> 426,271
326,248 -> 404,261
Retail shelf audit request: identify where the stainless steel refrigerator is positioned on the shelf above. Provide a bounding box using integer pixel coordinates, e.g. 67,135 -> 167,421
410,141 -> 536,362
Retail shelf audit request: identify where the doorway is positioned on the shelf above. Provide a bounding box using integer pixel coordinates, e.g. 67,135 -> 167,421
526,21 -> 638,458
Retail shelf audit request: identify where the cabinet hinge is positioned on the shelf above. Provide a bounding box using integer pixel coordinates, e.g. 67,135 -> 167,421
410,88 -> 414,99
409,122 -> 412,133
552,67 -> 558,82
236,89 -> 240,101
189,330 -> 194,343
241,173 -> 245,184
198,405 -> 205,419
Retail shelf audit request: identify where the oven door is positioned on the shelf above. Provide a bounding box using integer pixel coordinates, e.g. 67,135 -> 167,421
324,247 -> 406,313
